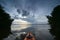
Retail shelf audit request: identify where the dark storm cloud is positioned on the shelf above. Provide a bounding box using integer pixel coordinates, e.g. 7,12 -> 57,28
22,10 -> 29,16
17,9 -> 21,14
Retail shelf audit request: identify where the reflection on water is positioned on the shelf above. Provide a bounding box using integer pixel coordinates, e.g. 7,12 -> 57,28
4,24 -> 53,40
11,24 -> 31,31
11,19 -> 31,31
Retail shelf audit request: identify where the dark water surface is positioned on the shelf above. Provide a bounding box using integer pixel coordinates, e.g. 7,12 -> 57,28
4,24 -> 53,40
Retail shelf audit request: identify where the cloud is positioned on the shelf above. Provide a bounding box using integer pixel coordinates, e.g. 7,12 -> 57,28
17,9 -> 21,14
22,10 -> 29,16
0,0 -> 60,23
16,9 -> 30,18
34,15 -> 48,23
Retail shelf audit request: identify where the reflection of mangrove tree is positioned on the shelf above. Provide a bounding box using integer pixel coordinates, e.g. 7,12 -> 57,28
0,5 -> 13,40
47,5 -> 60,40
15,32 -> 36,40
15,33 -> 27,40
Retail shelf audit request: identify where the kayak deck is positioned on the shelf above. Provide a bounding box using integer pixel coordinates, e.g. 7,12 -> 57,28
24,32 -> 35,40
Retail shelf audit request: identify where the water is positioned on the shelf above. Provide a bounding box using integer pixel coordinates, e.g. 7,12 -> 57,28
4,24 -> 53,40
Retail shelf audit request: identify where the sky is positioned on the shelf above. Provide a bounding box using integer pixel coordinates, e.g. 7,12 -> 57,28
0,0 -> 60,24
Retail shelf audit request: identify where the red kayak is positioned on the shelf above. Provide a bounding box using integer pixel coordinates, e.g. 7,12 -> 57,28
24,32 -> 35,40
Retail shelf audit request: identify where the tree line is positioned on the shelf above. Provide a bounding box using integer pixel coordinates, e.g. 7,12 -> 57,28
0,5 -> 14,40
47,5 -> 60,40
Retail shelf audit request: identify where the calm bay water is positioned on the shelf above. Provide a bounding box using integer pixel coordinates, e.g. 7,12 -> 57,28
4,24 -> 53,40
